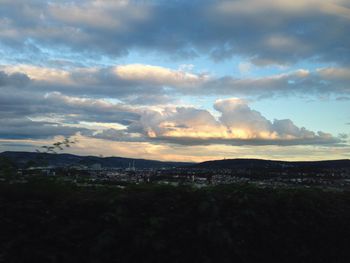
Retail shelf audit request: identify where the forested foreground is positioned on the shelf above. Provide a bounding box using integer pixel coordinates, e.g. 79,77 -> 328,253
1,180 -> 350,263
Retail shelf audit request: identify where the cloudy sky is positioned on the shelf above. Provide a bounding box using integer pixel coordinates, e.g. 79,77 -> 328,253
0,0 -> 349,162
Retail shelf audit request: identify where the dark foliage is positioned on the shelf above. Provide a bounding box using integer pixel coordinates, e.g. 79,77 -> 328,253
0,157 -> 17,178
0,181 -> 349,263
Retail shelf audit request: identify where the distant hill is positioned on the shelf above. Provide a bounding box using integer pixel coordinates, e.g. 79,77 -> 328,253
192,158 -> 350,170
0,151 -> 192,169
2,151 -> 349,171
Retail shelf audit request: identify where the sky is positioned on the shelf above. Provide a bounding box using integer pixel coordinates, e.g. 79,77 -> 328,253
0,0 -> 349,162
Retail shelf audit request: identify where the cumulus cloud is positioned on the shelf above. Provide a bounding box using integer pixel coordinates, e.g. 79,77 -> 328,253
122,98 -> 343,146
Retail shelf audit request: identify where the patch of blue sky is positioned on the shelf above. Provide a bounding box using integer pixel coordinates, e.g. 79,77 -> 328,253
121,50 -> 337,81
251,97 -> 350,136
104,98 -> 124,104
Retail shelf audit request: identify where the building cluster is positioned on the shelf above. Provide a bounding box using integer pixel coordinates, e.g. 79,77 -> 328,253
3,162 -> 350,190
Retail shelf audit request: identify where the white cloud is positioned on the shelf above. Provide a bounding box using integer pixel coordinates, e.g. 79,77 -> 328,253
238,62 -> 252,75
114,64 -> 208,87
126,98 -> 341,145
216,0 -> 350,17
316,67 -> 350,80
1,65 -> 72,84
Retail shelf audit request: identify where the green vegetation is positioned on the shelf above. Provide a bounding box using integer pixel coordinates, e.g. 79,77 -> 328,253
0,180 -> 349,263
37,137 -> 77,154
0,157 -> 17,178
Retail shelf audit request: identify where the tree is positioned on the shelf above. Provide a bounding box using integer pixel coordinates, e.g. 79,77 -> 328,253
36,137 -> 78,154
0,157 -> 17,179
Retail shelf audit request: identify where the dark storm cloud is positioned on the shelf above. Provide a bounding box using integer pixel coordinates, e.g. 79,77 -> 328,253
2,64 -> 350,103
1,0 -> 350,65
0,118 -> 89,139
45,92 -> 141,125
149,136 -> 343,147
0,71 -> 30,87
200,69 -> 350,98
0,70 -> 142,139
0,65 -> 206,103
0,88 -> 141,126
